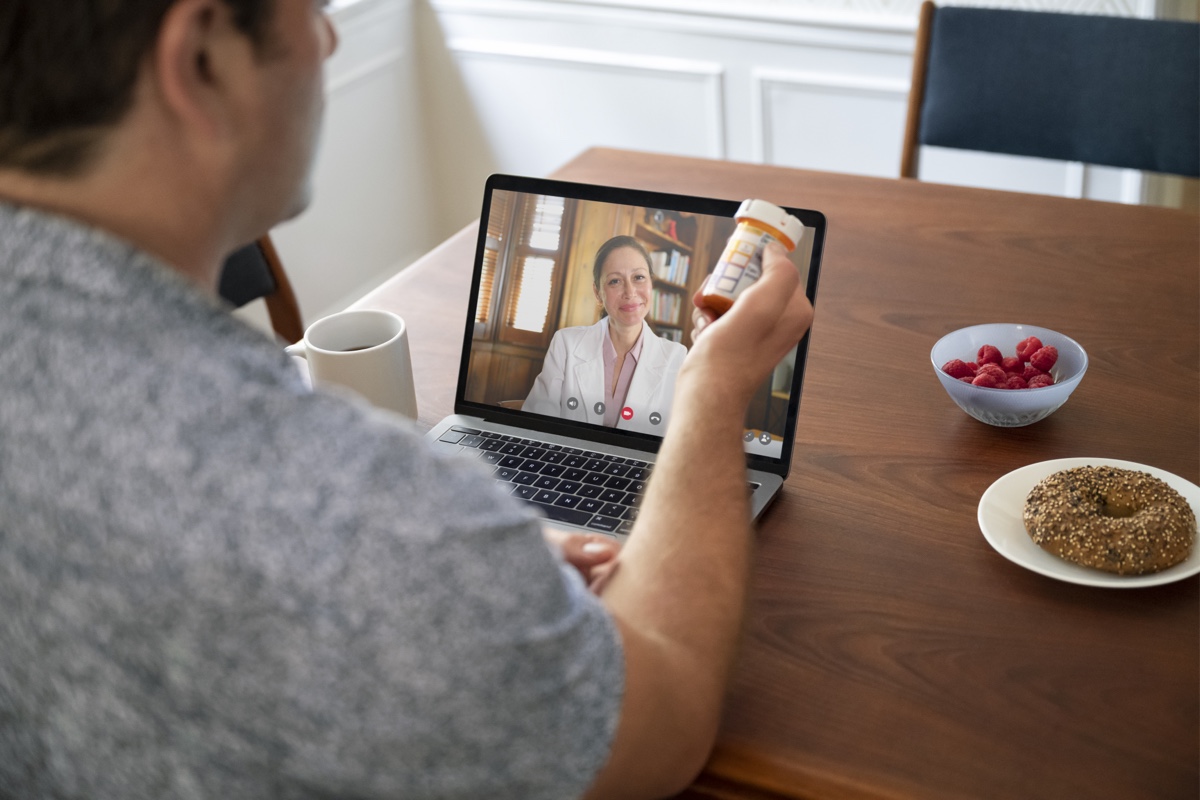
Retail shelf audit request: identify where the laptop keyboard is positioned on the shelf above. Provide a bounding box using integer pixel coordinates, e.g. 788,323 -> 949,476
437,425 -> 648,535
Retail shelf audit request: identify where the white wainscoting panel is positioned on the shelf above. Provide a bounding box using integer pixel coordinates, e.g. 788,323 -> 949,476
446,38 -> 726,177
753,69 -> 909,176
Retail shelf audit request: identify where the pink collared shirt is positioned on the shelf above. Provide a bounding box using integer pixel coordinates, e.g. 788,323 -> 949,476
602,324 -> 645,426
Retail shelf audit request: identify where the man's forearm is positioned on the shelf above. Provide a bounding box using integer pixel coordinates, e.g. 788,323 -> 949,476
591,371 -> 757,792
609,374 -> 755,668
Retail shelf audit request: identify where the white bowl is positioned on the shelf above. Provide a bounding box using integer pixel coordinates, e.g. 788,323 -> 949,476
930,323 -> 1088,427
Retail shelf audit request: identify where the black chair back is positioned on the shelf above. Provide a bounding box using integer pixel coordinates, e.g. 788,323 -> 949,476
903,4 -> 1200,178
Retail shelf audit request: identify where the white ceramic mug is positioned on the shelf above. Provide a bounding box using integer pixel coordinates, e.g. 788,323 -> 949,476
286,309 -> 418,419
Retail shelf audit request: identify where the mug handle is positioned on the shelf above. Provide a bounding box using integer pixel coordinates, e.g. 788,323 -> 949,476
285,342 -> 307,360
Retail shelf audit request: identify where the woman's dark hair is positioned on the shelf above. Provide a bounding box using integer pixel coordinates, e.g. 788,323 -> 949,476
0,0 -> 274,175
592,235 -> 653,289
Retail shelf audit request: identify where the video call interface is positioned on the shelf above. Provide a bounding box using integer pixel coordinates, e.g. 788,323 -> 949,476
462,185 -> 817,461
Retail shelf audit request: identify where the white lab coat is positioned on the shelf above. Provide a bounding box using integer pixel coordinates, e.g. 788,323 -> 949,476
523,318 -> 687,435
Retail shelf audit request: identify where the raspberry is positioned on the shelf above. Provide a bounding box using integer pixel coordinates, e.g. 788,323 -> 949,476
966,362 -> 979,373
1000,356 -> 1022,374
1016,336 -> 1043,362
959,376 -> 974,383
942,359 -> 975,379
1027,373 -> 1054,389
972,371 -> 1004,388
977,344 -> 1002,366
1022,365 -> 1046,382
1030,345 -> 1058,372
1006,374 -> 1028,390
977,363 -> 1006,381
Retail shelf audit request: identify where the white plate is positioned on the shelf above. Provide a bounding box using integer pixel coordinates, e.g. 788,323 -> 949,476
977,457 -> 1200,588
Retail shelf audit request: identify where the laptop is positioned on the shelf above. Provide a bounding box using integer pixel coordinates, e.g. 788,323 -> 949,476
426,174 -> 825,538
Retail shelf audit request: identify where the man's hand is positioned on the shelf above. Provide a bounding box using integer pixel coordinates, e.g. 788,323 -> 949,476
688,241 -> 814,407
542,526 -> 621,594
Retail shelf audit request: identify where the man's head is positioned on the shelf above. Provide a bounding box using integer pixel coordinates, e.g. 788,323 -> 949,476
0,0 -> 337,278
0,1 -> 273,176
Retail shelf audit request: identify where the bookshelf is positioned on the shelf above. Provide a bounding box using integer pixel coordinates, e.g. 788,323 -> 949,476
634,209 -> 715,344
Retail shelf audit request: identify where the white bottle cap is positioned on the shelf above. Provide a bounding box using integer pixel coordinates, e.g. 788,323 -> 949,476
736,199 -> 805,249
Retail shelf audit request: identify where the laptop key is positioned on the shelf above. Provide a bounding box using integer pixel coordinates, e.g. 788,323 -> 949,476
577,485 -> 603,499
536,503 -> 593,527
478,451 -> 503,465
479,439 -> 506,452
494,467 -> 519,481
538,463 -> 566,477
582,472 -> 607,486
604,463 -> 631,477
598,490 -> 628,506
533,476 -> 560,490
498,455 -> 524,469
556,480 -> 582,495
512,472 -> 538,486
604,476 -> 630,491
511,484 -> 538,500
533,489 -> 561,505
459,435 -> 485,448
438,430 -> 466,444
562,468 -> 588,482
578,498 -> 603,514
451,426 -> 482,435
599,503 -> 626,518
554,494 -> 582,509
586,515 -> 621,533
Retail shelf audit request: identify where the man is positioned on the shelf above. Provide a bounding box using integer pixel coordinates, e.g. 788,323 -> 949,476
0,1 -> 813,798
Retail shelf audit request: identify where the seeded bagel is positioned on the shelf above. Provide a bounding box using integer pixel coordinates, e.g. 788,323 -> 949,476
1023,466 -> 1196,575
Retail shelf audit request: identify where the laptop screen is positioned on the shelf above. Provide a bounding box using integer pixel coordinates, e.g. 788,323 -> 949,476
455,174 -> 825,476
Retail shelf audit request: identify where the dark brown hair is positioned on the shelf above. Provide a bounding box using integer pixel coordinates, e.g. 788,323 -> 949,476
0,0 -> 273,175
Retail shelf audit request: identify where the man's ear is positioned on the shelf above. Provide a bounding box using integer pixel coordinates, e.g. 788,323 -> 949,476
151,0 -> 253,142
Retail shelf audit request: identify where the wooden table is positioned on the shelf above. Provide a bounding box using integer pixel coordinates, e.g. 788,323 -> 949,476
353,148 -> 1199,800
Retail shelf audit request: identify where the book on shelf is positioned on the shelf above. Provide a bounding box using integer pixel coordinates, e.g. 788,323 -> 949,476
648,249 -> 690,286
658,328 -> 683,343
650,287 -> 683,327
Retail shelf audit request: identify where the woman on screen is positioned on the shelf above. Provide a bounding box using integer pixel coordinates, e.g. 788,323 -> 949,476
523,236 -> 687,435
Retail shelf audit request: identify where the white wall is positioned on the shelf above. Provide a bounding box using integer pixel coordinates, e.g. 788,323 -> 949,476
416,0 -> 1196,243
241,0 -> 1195,335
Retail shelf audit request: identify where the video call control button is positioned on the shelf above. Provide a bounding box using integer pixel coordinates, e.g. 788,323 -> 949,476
759,432 -> 772,445
649,412 -> 662,425
594,402 -> 606,416
566,397 -> 579,411
621,407 -> 634,421
743,431 -> 756,442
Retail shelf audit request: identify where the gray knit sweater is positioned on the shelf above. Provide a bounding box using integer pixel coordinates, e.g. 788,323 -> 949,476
0,203 -> 622,799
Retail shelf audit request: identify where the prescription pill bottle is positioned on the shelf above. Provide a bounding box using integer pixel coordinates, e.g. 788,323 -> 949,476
699,199 -> 805,315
